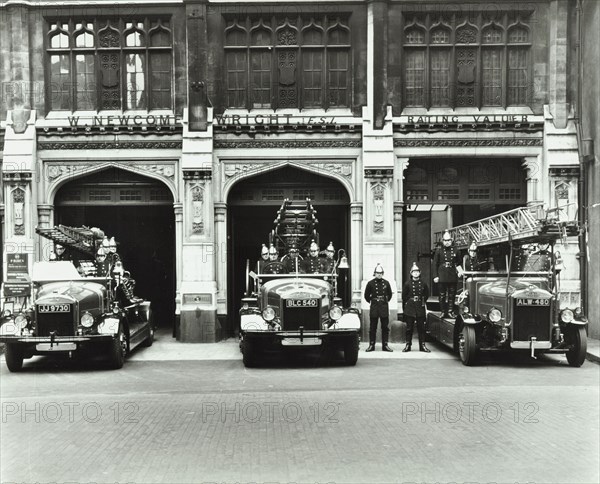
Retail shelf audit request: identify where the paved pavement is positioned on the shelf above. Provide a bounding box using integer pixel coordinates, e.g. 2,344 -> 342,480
1,329 -> 599,484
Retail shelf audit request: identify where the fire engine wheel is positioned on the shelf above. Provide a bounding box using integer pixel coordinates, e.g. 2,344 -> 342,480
242,337 -> 259,368
566,326 -> 587,367
459,325 -> 478,366
5,344 -> 24,372
343,335 -> 360,366
108,326 -> 127,369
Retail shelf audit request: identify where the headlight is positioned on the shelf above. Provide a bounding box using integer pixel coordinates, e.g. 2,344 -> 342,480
262,307 -> 275,322
14,314 -> 28,329
560,309 -> 574,323
80,312 -> 94,328
242,303 -> 249,310
488,308 -> 502,323
329,306 -> 343,321
574,307 -> 583,318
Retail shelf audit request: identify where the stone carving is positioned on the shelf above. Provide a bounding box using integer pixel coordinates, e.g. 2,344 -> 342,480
47,164 -> 88,180
191,184 -> 205,234
372,183 -> 385,233
13,188 -> 25,235
311,162 -> 352,178
394,138 -> 542,147
136,164 -> 176,179
46,163 -> 175,181
214,139 -> 361,149
38,141 -> 182,150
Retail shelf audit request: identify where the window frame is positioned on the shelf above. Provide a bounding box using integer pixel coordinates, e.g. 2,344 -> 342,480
401,12 -> 532,110
45,16 -> 174,113
224,15 -> 352,110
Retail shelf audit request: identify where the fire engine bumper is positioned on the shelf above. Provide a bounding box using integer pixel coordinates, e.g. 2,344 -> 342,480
242,329 -> 359,346
0,335 -> 115,353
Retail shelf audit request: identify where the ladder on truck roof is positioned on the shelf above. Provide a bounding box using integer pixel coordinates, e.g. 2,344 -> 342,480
434,203 -> 579,249
270,198 -> 319,254
36,225 -> 105,258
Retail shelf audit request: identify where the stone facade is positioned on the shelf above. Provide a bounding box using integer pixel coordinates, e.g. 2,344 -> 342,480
0,0 -> 594,341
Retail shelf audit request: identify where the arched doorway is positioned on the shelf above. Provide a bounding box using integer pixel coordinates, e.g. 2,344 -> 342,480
226,166 -> 351,337
54,168 -> 176,330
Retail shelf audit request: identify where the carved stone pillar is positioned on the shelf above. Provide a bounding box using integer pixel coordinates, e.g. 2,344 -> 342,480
173,203 -> 183,291
350,202 -> 363,305
393,201 -> 404,299
214,202 -> 227,314
522,156 -> 543,207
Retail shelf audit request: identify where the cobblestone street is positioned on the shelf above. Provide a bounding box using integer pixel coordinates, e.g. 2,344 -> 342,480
1,334 -> 598,484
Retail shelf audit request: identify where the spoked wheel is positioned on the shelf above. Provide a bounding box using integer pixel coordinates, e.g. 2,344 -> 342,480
5,344 -> 24,372
566,326 -> 587,367
459,325 -> 478,366
343,334 -> 360,366
108,325 -> 127,369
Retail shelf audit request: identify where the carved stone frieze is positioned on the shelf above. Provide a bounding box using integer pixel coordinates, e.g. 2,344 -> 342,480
191,183 -> 205,235
214,139 -> 361,149
394,138 -> 543,147
224,163 -> 267,179
136,164 -> 176,179
38,141 -> 182,150
46,163 -> 176,180
310,162 -> 352,178
12,188 -> 25,235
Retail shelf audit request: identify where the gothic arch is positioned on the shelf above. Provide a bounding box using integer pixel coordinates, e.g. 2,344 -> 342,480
44,160 -> 178,206
221,159 -> 355,202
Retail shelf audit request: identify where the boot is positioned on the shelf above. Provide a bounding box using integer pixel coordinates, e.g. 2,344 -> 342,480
365,343 -> 375,352
402,344 -> 411,352
419,343 -> 431,353
382,343 -> 394,352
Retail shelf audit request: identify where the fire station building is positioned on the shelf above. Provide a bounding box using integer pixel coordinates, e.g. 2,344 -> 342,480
1,0 -> 597,341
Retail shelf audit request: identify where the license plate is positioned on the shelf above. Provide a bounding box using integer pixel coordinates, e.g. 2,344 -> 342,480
282,337 -> 322,346
35,342 -> 77,352
38,304 -> 70,313
516,298 -> 550,306
286,299 -> 318,308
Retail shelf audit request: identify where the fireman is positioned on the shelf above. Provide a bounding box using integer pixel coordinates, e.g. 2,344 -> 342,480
283,246 -> 303,273
321,241 -> 336,273
107,237 -> 121,268
525,242 -> 552,271
263,244 -> 287,274
364,264 -> 394,352
52,243 -> 72,262
463,242 -> 487,272
302,240 -> 323,273
402,262 -> 430,352
94,247 -> 111,277
257,244 -> 270,273
433,230 -> 463,318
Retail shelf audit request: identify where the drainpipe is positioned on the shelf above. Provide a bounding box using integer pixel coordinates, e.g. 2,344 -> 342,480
574,0 -> 588,314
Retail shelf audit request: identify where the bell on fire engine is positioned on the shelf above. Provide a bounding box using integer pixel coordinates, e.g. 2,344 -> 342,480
337,249 -> 349,270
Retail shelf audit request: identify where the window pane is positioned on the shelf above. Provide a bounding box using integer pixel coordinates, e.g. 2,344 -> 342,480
302,50 -> 323,107
250,50 -> 271,108
508,48 -> 528,104
251,28 -> 271,46
75,31 -> 94,47
50,54 -> 71,110
405,49 -> 425,106
125,30 -> 144,47
430,49 -> 450,106
225,28 -> 246,46
327,49 -> 349,107
303,28 -> 323,45
226,51 -> 247,107
508,27 -> 528,43
328,27 -> 349,45
126,53 -> 146,109
482,48 -> 502,106
75,54 -> 96,110
405,28 -> 424,44
150,52 -> 171,109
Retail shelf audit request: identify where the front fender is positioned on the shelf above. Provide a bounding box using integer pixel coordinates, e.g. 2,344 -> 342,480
97,317 -> 121,335
460,314 -> 482,325
565,319 -> 588,326
330,312 -> 361,330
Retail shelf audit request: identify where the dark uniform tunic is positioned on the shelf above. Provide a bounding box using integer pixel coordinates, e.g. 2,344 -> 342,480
94,259 -> 111,277
320,257 -> 335,273
262,261 -> 287,274
301,256 -> 323,274
463,254 -> 487,272
402,278 -> 430,346
284,256 -> 304,273
433,245 -> 461,315
364,277 -> 393,345
521,250 -> 551,272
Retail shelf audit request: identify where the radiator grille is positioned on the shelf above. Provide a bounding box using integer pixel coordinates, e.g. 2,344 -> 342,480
36,307 -> 76,337
511,302 -> 551,341
281,300 -> 321,331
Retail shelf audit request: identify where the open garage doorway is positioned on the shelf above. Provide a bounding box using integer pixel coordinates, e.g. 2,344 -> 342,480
226,166 -> 351,337
403,157 -> 527,291
54,168 -> 176,331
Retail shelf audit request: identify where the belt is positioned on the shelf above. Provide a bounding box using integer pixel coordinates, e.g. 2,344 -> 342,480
412,297 -> 422,301
374,297 -> 387,302
443,263 -> 453,268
